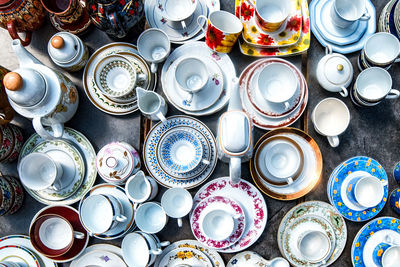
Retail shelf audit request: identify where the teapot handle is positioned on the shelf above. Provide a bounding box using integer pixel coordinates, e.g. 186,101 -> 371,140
107,12 -> 126,38
33,117 -> 64,139
6,21 -> 32,46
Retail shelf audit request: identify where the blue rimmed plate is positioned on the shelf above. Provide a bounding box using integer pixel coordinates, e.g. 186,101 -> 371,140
328,156 -> 388,222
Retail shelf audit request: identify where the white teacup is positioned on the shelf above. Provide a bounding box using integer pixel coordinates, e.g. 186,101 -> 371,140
161,188 -> 193,227
136,88 -> 168,124
248,0 -> 291,32
161,0 -> 197,22
330,0 -> 370,28
18,152 -> 63,191
382,245 -> 400,267
348,175 -> 386,208
298,230 -> 331,263
362,33 -> 400,69
125,170 -> 158,204
312,98 -> 350,148
201,209 -> 235,241
135,202 -> 168,234
137,28 -> 171,73
257,62 -> 298,109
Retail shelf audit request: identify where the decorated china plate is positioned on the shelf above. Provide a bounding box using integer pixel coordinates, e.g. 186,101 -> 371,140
238,0 -> 310,57
193,177 -> 268,253
161,42 -> 235,116
0,245 -> 40,267
328,156 -> 388,222
19,128 -> 96,206
278,201 -> 347,267
378,0 -> 397,34
157,247 -> 213,267
236,0 -> 302,48
144,116 -> 217,189
31,139 -> 85,201
71,244 -> 123,266
154,239 -> 225,267
70,250 -> 126,267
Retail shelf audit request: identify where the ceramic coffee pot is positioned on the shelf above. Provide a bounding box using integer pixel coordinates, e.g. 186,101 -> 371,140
3,39 -> 79,139
217,78 -> 253,184
0,0 -> 46,46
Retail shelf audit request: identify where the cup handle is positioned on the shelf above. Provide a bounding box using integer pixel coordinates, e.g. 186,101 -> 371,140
340,86 -> 348,97
197,15 -> 208,33
325,45 -> 333,55
201,159 -> 210,165
115,215 -> 127,222
177,218 -> 183,228
381,180 -> 389,186
137,73 -> 148,82
73,231 -> 85,240
150,248 -> 163,255
180,21 -> 187,31
150,63 -> 158,73
360,11 -> 371,21
386,89 -> 400,99
230,157 -> 241,184
50,179 -> 63,191
327,136 -> 340,147
287,177 -> 294,184
33,117 -> 64,139
159,241 -> 170,247
284,101 -> 290,110
186,93 -> 194,104
6,20 -> 32,46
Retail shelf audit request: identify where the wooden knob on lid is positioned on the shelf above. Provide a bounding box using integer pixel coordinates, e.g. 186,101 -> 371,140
3,72 -> 23,91
51,36 -> 65,49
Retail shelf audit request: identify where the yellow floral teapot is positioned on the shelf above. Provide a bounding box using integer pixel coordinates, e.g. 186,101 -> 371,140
3,39 -> 79,139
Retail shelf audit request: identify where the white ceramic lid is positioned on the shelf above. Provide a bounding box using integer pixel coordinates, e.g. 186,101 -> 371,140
48,33 -> 80,63
323,55 -> 352,86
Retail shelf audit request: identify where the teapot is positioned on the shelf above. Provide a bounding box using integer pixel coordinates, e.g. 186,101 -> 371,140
3,39 -> 79,139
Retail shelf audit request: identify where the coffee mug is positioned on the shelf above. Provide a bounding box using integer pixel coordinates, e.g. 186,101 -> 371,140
389,188 -> 400,215
347,175 -> 387,208
311,98 -> 350,148
247,0 -> 291,32
197,10 -> 243,53
136,88 -> 168,124
330,0 -> 370,28
135,202 -> 168,234
40,0 -> 84,25
125,170 -> 158,204
161,188 -> 193,227
297,230 -> 331,264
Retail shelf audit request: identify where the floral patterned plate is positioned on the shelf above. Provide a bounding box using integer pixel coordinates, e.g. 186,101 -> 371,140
157,247 -> 213,267
192,177 -> 267,253
238,0 -> 310,57
393,161 -> 400,184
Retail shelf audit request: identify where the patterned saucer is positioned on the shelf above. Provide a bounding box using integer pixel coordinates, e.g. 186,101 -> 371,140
157,247 -> 213,267
0,245 -> 40,266
69,250 -> 126,267
328,156 -> 388,222
71,243 -> 123,267
31,140 -> 85,201
278,201 -> 347,267
378,0 -> 397,35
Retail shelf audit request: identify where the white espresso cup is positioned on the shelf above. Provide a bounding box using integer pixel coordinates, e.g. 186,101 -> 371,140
136,88 -> 168,124
135,202 -> 168,234
348,174 -> 387,208
200,209 -> 237,241
125,170 -> 158,204
362,33 -> 400,69
330,0 -> 370,28
161,188 -> 193,227
298,230 -> 331,264
18,152 -> 63,191
311,98 -> 350,148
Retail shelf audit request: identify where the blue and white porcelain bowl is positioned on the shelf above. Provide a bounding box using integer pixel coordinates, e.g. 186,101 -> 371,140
158,129 -> 203,174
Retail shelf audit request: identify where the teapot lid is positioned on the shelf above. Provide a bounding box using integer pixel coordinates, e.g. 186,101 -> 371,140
48,33 -> 80,63
323,54 -> 352,86
3,69 -> 46,107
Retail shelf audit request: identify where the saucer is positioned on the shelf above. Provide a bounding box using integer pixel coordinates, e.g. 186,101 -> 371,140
161,42 -> 235,116
191,196 -> 246,249
237,0 -> 302,48
71,243 -> 123,267
378,0 -> 397,35
193,177 -> 268,253
19,128 -> 96,206
328,156 -> 388,222
352,217 -> 400,267
278,201 -> 347,266
0,245 -> 40,266
393,161 -> 400,184
70,249 -> 126,267
31,139 -> 85,201
311,0 -> 368,46
157,247 -> 213,267
165,55 -> 224,111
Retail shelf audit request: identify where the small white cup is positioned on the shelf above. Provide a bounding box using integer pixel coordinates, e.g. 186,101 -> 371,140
363,33 -> 400,68
330,0 -> 370,28
349,175 -> 386,208
201,209 -> 235,241
18,152 -> 63,191
298,230 -> 331,264
161,188 -> 193,227
382,245 -> 400,267
248,0 -> 291,32
161,0 -> 197,22
125,170 -> 158,204
312,98 -> 350,148
137,29 -> 171,73
136,88 -> 168,124
135,202 -> 168,234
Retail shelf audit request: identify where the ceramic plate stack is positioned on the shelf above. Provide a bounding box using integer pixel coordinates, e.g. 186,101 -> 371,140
143,115 -> 217,189
378,0 -> 400,38
18,127 -> 96,206
239,58 -> 308,130
189,177 -> 268,253
83,42 -> 157,115
236,0 -> 310,57
71,244 -> 125,267
310,0 -> 376,54
250,128 -> 322,200
144,0 -> 220,44
327,156 -> 388,222
278,201 -> 347,267
161,42 -> 235,116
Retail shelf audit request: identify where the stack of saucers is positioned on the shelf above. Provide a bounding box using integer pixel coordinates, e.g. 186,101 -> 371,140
0,175 -> 24,216
143,115 -> 217,189
71,244 -> 126,267
236,0 -> 310,57
378,0 -> 400,38
327,156 -> 388,222
189,177 -> 268,253
144,0 -> 220,44
250,128 -> 322,200
278,201 -> 347,267
239,58 -> 308,130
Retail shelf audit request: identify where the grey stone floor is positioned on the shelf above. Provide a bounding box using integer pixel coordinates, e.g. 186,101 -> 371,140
0,0 -> 399,266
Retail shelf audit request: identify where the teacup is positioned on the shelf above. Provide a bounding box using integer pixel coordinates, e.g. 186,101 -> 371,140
137,29 -> 171,73
347,175 -> 386,208
160,0 -> 197,30
197,10 -> 243,53
135,202 -> 168,234
381,245 -> 400,267
330,0 -> 370,28
389,188 -> 400,215
311,98 -> 350,148
250,0 -> 291,32
94,55 -> 147,99
18,152 -> 63,191
41,0 -> 84,25
136,88 -> 168,124
354,67 -> 400,104
30,214 -> 84,257
201,209 -> 235,241
125,170 -> 158,204
80,194 -> 127,235
359,33 -> 400,71
161,188 -> 193,227
298,230 -> 331,263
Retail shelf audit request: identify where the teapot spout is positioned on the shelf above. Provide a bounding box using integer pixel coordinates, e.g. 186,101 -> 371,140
228,77 -> 242,111
11,39 -> 42,66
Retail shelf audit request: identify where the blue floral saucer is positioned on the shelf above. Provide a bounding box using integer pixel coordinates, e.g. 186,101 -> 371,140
393,161 -> 400,184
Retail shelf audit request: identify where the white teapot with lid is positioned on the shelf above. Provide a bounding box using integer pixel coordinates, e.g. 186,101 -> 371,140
3,39 -> 79,139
